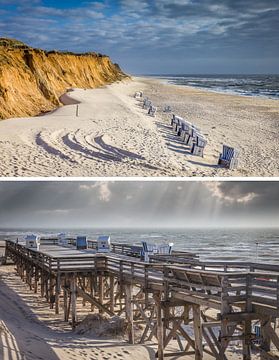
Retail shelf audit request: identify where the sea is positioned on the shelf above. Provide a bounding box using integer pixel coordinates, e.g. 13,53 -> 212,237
1,227 -> 279,264
149,74 -> 279,99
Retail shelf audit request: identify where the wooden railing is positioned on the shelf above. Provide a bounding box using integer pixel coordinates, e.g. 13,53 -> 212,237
5,240 -> 279,316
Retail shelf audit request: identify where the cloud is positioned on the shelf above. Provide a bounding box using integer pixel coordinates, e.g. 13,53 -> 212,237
205,182 -> 258,204
80,182 -> 112,202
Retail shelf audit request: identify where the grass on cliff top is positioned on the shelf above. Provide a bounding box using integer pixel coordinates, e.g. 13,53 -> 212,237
0,38 -> 28,48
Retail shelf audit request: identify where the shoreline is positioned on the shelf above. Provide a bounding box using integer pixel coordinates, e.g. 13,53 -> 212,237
0,77 -> 278,177
139,75 -> 279,101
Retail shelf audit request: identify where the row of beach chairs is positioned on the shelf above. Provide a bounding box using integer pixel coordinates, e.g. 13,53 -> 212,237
135,91 -> 158,117
171,114 -> 207,157
135,91 -> 239,168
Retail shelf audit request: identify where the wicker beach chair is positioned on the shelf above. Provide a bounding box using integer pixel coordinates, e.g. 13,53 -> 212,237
97,235 -> 111,253
76,236 -> 87,250
218,145 -> 240,169
141,241 -> 158,262
134,91 -> 143,99
148,105 -> 157,117
164,105 -> 172,113
191,134 -> 207,157
143,99 -> 152,109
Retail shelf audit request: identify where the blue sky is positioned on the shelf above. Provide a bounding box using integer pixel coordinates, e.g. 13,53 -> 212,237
0,0 -> 278,74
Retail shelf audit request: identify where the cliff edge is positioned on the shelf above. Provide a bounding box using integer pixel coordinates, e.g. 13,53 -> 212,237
0,38 -> 128,119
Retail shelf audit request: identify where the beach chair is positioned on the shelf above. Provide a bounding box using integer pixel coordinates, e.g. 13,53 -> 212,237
172,115 -> 184,132
97,235 -> 111,253
157,242 -> 174,255
164,105 -> 172,113
218,145 -> 240,169
178,120 -> 192,139
76,236 -> 87,250
134,91 -> 143,99
141,241 -> 158,262
143,99 -> 152,110
57,233 -> 68,246
148,105 -> 157,117
191,134 -> 207,157
25,234 -> 40,250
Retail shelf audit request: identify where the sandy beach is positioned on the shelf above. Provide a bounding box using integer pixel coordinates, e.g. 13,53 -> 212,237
0,77 -> 278,177
0,265 -> 246,360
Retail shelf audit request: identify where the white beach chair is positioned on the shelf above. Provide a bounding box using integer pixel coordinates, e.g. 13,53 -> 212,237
25,234 -> 40,250
134,91 -> 143,99
97,235 -> 111,253
218,145 -> 240,169
178,120 -> 192,139
191,134 -> 207,157
172,115 -> 185,132
148,105 -> 157,117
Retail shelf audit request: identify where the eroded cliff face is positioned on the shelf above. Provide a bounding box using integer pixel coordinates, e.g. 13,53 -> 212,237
0,38 -> 127,119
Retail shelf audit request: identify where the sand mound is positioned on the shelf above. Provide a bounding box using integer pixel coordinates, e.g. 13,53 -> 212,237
75,314 -> 127,338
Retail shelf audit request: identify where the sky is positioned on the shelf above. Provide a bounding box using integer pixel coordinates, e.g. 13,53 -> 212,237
0,0 -> 278,74
0,181 -> 278,229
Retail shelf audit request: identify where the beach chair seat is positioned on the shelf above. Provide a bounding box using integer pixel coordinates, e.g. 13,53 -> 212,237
148,105 -> 157,117
218,145 -> 240,169
191,135 -> 207,157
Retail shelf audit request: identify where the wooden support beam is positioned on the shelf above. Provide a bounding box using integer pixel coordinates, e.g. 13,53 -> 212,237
110,275 -> 115,313
154,293 -> 164,360
71,274 -> 77,329
55,271 -> 61,314
125,283 -> 134,344
193,304 -> 203,360
76,287 -> 114,316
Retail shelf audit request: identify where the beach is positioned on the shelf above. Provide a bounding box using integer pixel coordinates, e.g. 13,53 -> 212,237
0,77 -> 278,177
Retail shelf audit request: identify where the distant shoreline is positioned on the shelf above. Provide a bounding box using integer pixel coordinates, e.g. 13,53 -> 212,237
139,74 -> 279,100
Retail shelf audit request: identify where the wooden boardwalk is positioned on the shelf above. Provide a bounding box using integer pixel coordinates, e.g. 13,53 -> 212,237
3,238 -> 279,360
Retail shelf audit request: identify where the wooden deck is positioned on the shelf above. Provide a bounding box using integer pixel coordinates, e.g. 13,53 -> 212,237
3,239 -> 279,360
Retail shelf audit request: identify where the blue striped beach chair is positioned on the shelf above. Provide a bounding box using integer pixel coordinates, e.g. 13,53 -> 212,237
141,241 -> 158,262
218,145 -> 240,169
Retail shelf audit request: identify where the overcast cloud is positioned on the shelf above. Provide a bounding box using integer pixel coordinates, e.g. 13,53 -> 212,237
0,181 -> 278,229
0,0 -> 278,73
